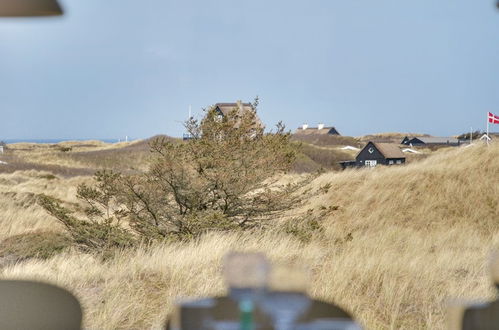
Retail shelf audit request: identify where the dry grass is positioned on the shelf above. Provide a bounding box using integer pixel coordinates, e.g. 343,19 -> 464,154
293,142 -> 355,172
291,133 -> 360,147
359,132 -> 430,143
0,170 -> 90,240
0,142 -> 498,329
0,136 -> 179,175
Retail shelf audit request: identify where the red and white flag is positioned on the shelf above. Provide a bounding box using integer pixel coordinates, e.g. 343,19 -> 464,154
489,112 -> 499,124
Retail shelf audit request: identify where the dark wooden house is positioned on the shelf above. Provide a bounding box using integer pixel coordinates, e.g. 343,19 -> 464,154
339,142 -> 405,169
356,142 -> 405,167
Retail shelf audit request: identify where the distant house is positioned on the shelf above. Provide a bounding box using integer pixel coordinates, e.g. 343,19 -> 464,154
356,142 -> 406,167
339,142 -> 405,169
295,124 -> 340,136
401,136 -> 460,147
213,101 -> 263,129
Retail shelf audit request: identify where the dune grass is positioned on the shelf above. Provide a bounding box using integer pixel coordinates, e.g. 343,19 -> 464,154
0,143 -> 498,329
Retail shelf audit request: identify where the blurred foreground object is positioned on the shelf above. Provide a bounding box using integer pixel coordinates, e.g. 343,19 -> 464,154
223,252 -> 269,302
0,279 -> 82,329
223,252 -> 269,330
446,300 -> 469,330
447,250 -> 499,329
166,252 -> 360,329
0,0 -> 63,17
167,296 -> 357,330
489,249 -> 499,286
461,250 -> 499,329
260,263 -> 311,330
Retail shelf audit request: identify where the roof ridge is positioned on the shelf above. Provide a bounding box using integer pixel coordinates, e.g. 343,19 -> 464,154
371,142 -> 404,158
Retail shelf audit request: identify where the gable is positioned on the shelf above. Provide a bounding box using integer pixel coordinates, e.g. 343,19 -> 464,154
356,142 -> 385,161
327,127 -> 340,135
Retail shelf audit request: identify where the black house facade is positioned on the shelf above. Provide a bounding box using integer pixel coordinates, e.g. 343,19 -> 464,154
340,142 -> 406,169
401,136 -> 411,145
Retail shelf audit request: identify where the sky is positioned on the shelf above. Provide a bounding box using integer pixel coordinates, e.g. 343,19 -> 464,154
1,0 -> 498,140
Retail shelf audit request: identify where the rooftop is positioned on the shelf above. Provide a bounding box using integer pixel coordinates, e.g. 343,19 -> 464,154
372,142 -> 405,159
410,136 -> 459,144
213,101 -> 263,128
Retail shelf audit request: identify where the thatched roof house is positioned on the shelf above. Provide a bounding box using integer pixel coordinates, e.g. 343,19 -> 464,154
213,101 -> 263,129
295,124 -> 340,136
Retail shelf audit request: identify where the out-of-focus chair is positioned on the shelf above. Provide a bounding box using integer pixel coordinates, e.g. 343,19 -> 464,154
462,300 -> 499,330
165,295 -> 353,329
0,279 -> 82,330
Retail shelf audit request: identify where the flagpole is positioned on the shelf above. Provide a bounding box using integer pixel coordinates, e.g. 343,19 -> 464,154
487,112 -> 490,146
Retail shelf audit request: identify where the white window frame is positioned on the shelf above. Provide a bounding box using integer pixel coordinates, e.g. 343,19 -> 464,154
365,160 -> 377,167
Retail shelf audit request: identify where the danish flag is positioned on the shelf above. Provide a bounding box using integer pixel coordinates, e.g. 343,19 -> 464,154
489,112 -> 499,124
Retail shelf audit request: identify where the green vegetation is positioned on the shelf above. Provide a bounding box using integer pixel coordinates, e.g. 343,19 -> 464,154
38,193 -> 136,253
0,231 -> 72,263
38,103 -> 301,251
2,135 -> 498,329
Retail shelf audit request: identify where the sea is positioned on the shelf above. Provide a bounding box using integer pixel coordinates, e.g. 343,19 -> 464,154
2,138 -> 132,144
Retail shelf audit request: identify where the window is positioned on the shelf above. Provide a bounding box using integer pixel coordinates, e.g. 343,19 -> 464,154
388,160 -> 394,165
365,160 -> 377,167
396,160 -> 402,164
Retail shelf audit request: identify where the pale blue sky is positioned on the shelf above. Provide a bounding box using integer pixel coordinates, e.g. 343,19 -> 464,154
1,0 -> 498,140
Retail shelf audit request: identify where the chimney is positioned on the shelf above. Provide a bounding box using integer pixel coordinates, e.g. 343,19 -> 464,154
318,123 -> 325,130
302,123 -> 309,130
